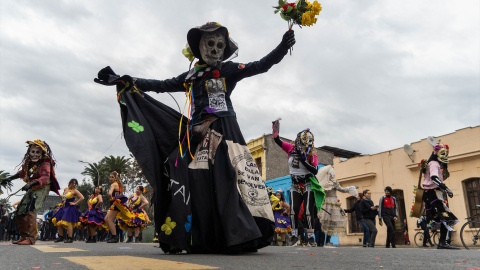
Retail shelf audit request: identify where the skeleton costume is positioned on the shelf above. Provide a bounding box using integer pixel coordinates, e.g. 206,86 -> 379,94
95,22 -> 296,253
0,140 -> 60,245
422,143 -> 459,249
274,129 -> 325,245
317,165 -> 358,237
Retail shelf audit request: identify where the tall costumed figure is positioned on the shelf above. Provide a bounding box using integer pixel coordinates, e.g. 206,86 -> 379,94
95,21 -> 296,253
0,140 -> 60,245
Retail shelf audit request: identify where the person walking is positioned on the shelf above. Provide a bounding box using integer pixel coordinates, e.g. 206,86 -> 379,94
359,189 -> 378,247
378,186 -> 398,248
345,193 -> 369,247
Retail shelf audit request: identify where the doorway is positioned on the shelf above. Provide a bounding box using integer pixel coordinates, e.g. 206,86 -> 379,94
392,189 -> 407,245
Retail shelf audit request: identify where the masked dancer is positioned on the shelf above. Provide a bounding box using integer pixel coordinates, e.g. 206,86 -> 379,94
52,178 -> 84,243
95,22 -> 296,253
317,165 -> 358,246
105,171 -> 132,243
272,190 -> 291,246
272,122 -> 325,247
120,186 -> 149,243
0,140 -> 60,245
80,186 -> 107,243
421,143 -> 459,249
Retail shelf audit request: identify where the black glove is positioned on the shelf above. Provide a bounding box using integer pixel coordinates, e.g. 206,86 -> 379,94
21,181 -> 39,191
281,30 -> 296,49
432,176 -> 453,198
94,66 -> 133,88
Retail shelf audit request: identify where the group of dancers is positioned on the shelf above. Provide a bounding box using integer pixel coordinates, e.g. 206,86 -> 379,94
0,141 -> 149,245
52,171 -> 150,244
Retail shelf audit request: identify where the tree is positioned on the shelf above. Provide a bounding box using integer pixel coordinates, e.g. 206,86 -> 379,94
0,170 -> 12,196
123,153 -> 149,195
0,198 -> 13,213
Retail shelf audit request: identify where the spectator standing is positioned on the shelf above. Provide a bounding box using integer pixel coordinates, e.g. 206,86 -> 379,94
345,193 -> 369,247
417,214 -> 434,247
359,189 -> 378,247
378,186 -> 398,248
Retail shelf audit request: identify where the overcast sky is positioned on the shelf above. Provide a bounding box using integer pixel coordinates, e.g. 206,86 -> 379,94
1,0 -> 479,199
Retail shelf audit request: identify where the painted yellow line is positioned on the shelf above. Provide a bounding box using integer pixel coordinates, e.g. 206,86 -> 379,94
62,255 -> 219,270
31,244 -> 87,253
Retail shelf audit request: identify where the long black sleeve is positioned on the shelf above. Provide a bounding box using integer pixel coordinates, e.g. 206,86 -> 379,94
274,136 -> 282,147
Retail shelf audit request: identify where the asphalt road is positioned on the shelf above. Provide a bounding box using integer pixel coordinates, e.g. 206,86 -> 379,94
0,241 -> 479,270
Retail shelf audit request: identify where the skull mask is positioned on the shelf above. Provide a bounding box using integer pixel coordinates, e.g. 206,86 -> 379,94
436,146 -> 449,163
29,145 -> 44,162
199,30 -> 226,67
295,129 -> 314,158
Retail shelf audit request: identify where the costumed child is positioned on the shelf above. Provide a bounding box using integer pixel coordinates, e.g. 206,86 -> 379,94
120,186 -> 149,243
52,178 -> 84,243
104,171 -> 133,243
95,22 -> 296,253
0,140 -> 60,245
272,190 -> 291,246
272,120 -> 325,247
80,185 -> 107,243
317,165 -> 358,245
421,143 -> 459,249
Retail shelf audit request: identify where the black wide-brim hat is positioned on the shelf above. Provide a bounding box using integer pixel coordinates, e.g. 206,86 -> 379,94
187,22 -> 238,61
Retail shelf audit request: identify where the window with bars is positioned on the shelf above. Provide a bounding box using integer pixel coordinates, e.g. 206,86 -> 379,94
346,196 -> 363,233
464,178 -> 480,226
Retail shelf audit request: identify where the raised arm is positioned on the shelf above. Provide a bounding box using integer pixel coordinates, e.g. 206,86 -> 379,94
231,31 -> 295,82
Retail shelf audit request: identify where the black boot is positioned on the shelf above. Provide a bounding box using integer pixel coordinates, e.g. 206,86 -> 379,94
134,237 -> 140,243
107,235 -> 119,243
126,236 -> 133,243
64,237 -> 73,243
54,236 -> 64,243
437,242 -> 460,250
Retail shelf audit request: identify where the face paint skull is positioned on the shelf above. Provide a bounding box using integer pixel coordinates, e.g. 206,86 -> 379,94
199,30 -> 226,67
436,146 -> 449,163
29,146 -> 43,162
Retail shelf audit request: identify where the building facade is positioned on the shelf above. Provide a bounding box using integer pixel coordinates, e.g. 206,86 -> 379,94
334,126 -> 480,246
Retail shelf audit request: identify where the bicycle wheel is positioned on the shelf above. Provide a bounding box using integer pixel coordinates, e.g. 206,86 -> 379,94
460,220 -> 480,250
414,232 -> 424,247
432,232 -> 440,246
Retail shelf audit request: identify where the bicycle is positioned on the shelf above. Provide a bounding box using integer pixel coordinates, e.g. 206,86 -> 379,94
414,225 -> 440,247
460,204 -> 480,250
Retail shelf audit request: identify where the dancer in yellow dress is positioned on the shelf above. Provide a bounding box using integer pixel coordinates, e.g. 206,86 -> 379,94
52,179 -> 84,243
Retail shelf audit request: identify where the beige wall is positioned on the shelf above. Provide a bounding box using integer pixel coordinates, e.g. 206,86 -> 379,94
334,126 -> 480,246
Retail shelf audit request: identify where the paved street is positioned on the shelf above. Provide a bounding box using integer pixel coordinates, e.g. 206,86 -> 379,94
0,241 -> 479,270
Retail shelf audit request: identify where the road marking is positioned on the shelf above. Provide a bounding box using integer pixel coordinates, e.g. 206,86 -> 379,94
31,245 -> 87,253
62,256 -> 219,269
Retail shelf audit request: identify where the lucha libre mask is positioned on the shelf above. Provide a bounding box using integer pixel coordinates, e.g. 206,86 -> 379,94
199,30 -> 226,67
436,146 -> 449,163
29,146 -> 43,162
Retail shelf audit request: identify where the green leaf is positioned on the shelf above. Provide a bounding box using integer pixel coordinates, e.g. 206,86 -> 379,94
286,5 -> 293,13
278,0 -> 286,6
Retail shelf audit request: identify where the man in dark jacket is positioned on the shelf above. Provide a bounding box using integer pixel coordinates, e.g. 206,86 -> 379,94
378,186 -> 398,248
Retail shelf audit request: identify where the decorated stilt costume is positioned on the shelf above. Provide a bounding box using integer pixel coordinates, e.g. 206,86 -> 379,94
317,165 -> 358,238
95,22 -> 296,253
0,140 -> 60,245
272,124 -> 325,246
421,143 -> 459,249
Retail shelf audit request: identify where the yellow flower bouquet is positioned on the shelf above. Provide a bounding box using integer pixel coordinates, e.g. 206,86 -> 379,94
273,0 -> 322,30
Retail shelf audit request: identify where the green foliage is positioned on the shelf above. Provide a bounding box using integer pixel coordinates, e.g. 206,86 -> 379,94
0,170 -> 12,196
0,198 -> 13,212
76,179 -> 94,212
